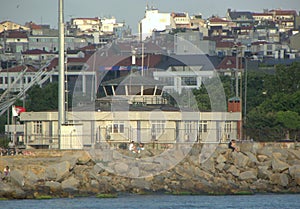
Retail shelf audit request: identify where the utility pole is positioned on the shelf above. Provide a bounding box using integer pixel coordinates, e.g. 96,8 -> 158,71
58,0 -> 65,149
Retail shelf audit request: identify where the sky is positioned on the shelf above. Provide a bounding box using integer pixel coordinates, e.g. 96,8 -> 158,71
1,0 -> 300,33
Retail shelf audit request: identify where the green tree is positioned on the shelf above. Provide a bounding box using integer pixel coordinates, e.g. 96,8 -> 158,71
26,83 -> 59,111
276,111 -> 300,140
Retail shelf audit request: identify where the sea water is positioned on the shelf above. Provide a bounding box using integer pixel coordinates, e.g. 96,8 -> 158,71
1,194 -> 300,209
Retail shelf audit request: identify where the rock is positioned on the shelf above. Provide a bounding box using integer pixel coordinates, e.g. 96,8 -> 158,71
239,143 -> 253,153
45,181 -> 61,192
25,170 -> 39,187
93,163 -> 105,174
272,157 -> 289,172
250,180 -> 269,191
200,158 -> 215,173
270,173 -> 289,187
216,154 -> 227,164
61,176 -> 80,192
295,174 -> 300,186
244,152 -> 259,166
0,182 -> 15,197
257,155 -> 268,162
10,169 -> 25,187
239,170 -> 257,181
233,152 -> 249,168
77,151 -> 92,165
45,167 -> 57,181
114,162 -> 129,174
288,165 -> 300,178
272,150 -> 288,161
216,162 -> 225,171
288,149 -> 300,160
257,166 -> 272,180
131,179 -> 151,190
54,161 -> 71,182
257,147 -> 273,157
128,166 -> 140,178
227,165 -> 240,177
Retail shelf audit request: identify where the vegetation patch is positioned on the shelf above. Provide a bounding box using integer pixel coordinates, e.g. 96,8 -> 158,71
35,195 -> 53,199
96,193 -> 118,198
233,191 -> 254,195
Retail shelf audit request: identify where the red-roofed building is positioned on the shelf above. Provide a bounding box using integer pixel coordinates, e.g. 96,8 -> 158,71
216,41 -> 238,56
22,49 -> 55,66
25,21 -> 43,35
270,9 -> 298,32
0,30 -> 28,53
70,17 -> 101,34
0,20 -> 29,33
171,12 -> 191,29
216,56 -> 244,76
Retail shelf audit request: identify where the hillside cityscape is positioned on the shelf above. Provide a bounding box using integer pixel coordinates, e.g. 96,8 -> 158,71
1,3 -> 300,202
0,5 -> 300,149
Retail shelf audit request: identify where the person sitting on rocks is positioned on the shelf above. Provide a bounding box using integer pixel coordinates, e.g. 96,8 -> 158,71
228,139 -> 239,152
2,166 -> 10,181
137,143 -> 144,153
129,141 -> 136,153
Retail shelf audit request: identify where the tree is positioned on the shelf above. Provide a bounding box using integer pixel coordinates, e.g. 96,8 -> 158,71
276,111 -> 300,140
26,83 -> 59,111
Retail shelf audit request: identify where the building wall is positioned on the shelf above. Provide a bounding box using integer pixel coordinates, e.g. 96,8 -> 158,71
139,9 -> 173,41
20,111 -> 241,149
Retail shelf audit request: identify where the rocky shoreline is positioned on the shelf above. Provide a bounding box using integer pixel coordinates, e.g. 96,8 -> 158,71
0,142 -> 300,199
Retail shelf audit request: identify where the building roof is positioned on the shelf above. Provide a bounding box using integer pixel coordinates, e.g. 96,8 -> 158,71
25,22 -> 42,30
209,17 -> 230,23
101,73 -> 162,86
228,11 -> 254,20
22,49 -> 52,55
216,41 -> 236,48
4,65 -> 38,73
156,54 -> 215,71
216,56 -> 243,70
0,30 -> 28,39
270,10 -> 297,16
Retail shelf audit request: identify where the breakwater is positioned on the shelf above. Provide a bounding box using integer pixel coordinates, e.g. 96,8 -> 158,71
0,142 -> 300,199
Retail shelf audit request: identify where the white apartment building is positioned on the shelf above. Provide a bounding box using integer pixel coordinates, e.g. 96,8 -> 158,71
70,17 -> 101,33
138,7 -> 175,41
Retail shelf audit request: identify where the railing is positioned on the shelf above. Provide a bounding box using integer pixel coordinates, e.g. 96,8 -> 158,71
23,127 -> 238,149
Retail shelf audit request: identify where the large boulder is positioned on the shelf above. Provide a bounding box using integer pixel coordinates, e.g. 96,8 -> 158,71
270,173 -> 289,187
272,157 -> 289,172
227,165 -> 240,177
257,166 -> 272,180
61,176 -> 80,192
239,170 -> 257,181
45,181 -> 61,192
10,169 -> 25,187
54,161 -> 71,182
233,152 -> 249,168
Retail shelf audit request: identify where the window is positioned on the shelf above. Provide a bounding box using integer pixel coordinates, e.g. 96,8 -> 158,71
108,121 -> 124,134
199,121 -> 208,133
33,121 -> 42,134
151,120 -> 166,137
181,77 -> 197,86
158,77 -> 174,85
225,121 -> 232,133
184,121 -> 193,134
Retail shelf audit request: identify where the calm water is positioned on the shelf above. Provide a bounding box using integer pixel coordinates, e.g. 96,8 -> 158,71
1,194 -> 300,209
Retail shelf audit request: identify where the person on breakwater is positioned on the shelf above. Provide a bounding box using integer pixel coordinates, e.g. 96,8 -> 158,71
129,141 -> 136,153
2,166 -> 10,181
137,143 -> 144,153
228,139 -> 239,152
